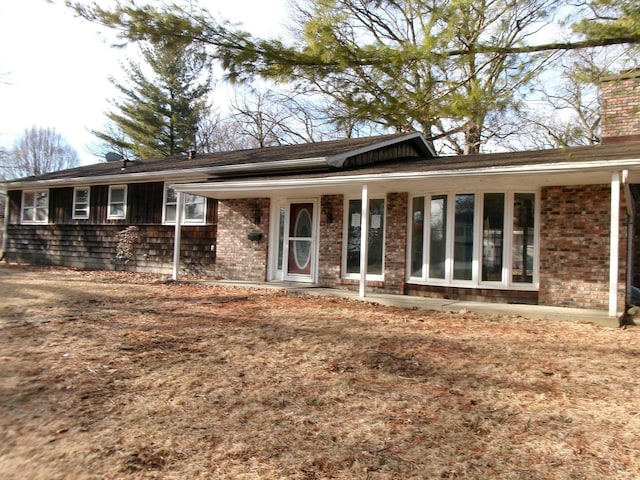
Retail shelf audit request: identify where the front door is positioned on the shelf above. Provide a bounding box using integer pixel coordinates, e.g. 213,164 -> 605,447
286,202 -> 315,280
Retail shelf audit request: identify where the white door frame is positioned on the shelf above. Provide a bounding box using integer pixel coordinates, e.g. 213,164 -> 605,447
268,198 -> 319,283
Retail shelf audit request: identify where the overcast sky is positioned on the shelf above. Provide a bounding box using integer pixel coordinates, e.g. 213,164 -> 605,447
0,0 -> 287,165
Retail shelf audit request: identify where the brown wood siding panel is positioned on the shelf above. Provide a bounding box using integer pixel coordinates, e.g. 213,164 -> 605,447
206,198 -> 217,224
4,224 -> 217,274
128,182 -> 163,224
7,190 -> 21,224
90,185 -> 108,224
50,187 -> 72,224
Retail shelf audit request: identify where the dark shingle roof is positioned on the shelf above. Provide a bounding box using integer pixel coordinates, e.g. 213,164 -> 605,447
4,133 -> 429,184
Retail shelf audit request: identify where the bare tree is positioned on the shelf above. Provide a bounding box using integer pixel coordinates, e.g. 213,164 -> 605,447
1,126 -> 80,180
510,47 -> 636,150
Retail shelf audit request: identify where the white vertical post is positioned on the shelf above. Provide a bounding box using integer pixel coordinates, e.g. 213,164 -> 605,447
172,191 -> 184,281
359,184 -> 369,298
1,194 -> 9,259
609,172 -> 620,317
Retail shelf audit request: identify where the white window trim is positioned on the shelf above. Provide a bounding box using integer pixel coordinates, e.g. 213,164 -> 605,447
20,189 -> 49,224
72,186 -> 90,220
162,184 -> 207,225
107,185 -> 127,220
341,195 -> 386,281
406,190 -> 539,291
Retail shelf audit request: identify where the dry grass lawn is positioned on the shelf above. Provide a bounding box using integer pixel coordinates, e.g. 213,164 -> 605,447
1,264 -> 639,479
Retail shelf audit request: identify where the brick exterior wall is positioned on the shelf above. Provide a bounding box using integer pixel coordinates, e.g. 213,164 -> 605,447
601,70 -> 640,141
383,192 -> 408,294
539,184 -> 627,310
318,195 -> 344,287
214,198 -> 269,281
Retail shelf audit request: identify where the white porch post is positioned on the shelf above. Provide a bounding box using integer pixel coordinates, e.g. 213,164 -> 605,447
359,184 -> 369,298
172,191 -> 184,281
1,194 -> 9,258
609,172 -> 620,317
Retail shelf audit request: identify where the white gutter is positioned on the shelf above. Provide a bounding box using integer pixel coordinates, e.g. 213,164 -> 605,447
173,158 -> 640,195
0,157 -> 329,189
610,172 -> 621,317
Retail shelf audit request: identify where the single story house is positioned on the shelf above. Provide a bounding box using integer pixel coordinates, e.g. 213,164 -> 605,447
3,70 -> 640,318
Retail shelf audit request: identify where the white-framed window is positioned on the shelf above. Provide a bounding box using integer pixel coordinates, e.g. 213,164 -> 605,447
21,189 -> 49,224
163,185 -> 206,224
342,196 -> 386,280
107,185 -> 127,220
72,187 -> 90,219
408,190 -> 538,289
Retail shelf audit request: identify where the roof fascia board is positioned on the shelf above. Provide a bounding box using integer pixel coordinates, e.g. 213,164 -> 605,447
173,158 -> 640,194
1,156 -> 329,190
327,132 -> 435,168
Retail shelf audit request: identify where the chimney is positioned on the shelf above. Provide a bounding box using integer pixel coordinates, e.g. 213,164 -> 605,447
601,69 -> 640,143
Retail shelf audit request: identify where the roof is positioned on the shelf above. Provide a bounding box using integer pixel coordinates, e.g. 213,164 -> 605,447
1,133 -> 433,188
4,133 -> 640,193
173,140 -> 640,199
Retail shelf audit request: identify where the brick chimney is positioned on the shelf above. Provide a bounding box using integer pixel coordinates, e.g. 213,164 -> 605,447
601,69 -> 640,143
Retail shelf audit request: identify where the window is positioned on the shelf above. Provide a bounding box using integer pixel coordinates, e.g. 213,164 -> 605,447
163,185 -> 206,224
21,190 -> 49,224
72,187 -> 90,219
344,197 -> 385,277
107,185 -> 127,220
409,191 -> 537,288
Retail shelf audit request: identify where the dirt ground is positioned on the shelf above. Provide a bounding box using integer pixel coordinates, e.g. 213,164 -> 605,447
1,264 -> 639,479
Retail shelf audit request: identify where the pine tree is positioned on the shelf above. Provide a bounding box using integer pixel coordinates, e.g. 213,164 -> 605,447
95,39 -> 212,159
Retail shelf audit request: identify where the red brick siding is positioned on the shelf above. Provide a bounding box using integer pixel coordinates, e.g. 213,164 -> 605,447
383,192 -> 408,294
318,195 -> 344,286
215,198 -> 269,281
601,71 -> 640,140
539,185 -> 627,310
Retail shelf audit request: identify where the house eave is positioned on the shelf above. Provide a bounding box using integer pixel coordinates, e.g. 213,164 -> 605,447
172,158 -> 640,199
0,156 -> 329,190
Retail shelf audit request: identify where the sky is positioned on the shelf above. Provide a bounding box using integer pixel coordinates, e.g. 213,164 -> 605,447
0,0 -> 287,166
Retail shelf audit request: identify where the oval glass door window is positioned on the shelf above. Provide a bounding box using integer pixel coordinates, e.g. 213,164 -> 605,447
293,208 -> 312,270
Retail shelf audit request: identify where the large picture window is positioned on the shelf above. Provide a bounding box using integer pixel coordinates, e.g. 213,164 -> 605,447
21,190 -> 49,224
409,191 -> 537,288
344,197 -> 385,277
163,185 -> 206,224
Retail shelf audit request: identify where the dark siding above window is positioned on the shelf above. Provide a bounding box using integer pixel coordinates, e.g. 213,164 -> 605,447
50,187 -> 73,224
8,190 -> 21,225
129,182 -> 164,224
90,185 -> 108,224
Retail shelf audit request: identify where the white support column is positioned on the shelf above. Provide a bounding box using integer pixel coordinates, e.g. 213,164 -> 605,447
359,184 -> 369,298
1,194 -> 9,259
609,172 -> 620,317
172,191 -> 184,281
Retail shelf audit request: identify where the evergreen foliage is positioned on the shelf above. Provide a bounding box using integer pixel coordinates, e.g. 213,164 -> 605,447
94,39 -> 212,159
